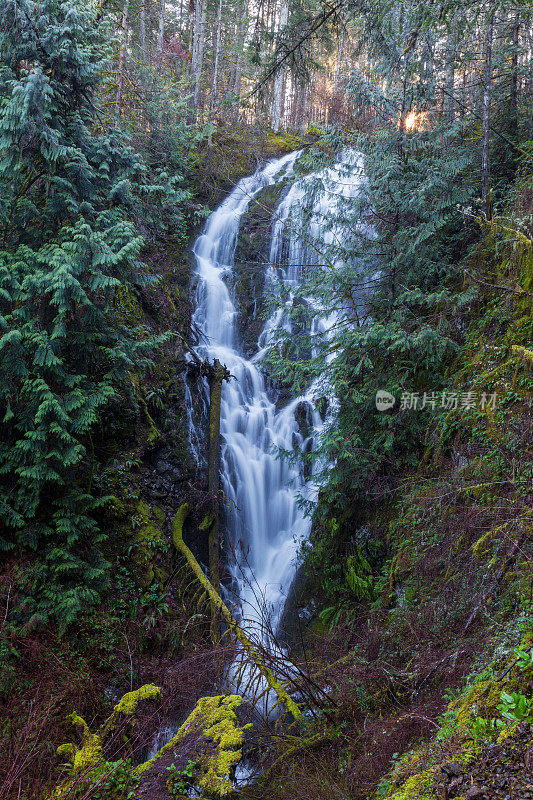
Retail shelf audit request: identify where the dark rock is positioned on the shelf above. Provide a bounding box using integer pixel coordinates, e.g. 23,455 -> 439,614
465,786 -> 484,800
442,762 -> 463,777
448,777 -> 463,795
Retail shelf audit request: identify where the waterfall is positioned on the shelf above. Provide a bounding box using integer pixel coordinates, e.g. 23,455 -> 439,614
188,148 -> 369,711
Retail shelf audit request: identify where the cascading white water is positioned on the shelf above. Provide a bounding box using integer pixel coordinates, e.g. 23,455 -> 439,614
189,148 -> 369,710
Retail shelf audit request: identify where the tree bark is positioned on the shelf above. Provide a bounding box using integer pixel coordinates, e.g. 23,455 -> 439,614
272,0 -> 289,132
115,0 -> 130,119
444,26 -> 456,126
140,0 -> 147,64
156,0 -> 165,61
509,12 -> 520,143
190,0 -> 207,118
481,8 -> 495,219
231,0 -> 248,123
206,358 -> 226,636
211,0 -> 223,108
186,354 -> 230,640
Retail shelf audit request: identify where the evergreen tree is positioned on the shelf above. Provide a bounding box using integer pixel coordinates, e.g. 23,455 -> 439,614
0,0 -> 172,627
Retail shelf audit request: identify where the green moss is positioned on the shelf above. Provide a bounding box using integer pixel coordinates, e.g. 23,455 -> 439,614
386,768 -> 438,800
113,684 -> 161,716
57,686 -> 161,772
135,694 -> 251,796
51,685 -> 163,798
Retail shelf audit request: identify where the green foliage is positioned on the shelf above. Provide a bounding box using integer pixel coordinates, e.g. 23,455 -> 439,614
0,0 -> 192,629
497,690 -> 533,724
65,758 -> 139,800
346,548 -> 375,601
166,759 -> 197,796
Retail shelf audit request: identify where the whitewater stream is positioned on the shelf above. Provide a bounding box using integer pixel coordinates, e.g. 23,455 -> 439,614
147,147 -> 368,757
188,148 -> 368,712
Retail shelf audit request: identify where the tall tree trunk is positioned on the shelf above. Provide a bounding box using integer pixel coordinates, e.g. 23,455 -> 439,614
272,0 -> 289,132
115,0 -> 130,119
528,26 -> 533,135
333,29 -> 345,96
330,29 -> 345,123
206,359 -> 226,641
190,0 -> 207,118
211,0 -> 223,107
140,0 -> 147,64
231,0 -> 247,123
296,81 -> 307,132
195,0 -> 207,112
444,26 -> 456,125
156,0 -> 165,61
481,8 -> 495,219
509,12 -> 520,142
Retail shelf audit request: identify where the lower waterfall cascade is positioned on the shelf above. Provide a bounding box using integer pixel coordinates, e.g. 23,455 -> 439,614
188,148 -> 371,711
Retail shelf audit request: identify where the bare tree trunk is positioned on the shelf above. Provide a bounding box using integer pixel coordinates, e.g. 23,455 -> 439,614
529,27 -> 533,100
444,27 -> 456,125
211,0 -> 223,106
190,0 -> 207,118
272,0 -> 289,132
115,0 -> 130,119
333,29 -> 345,96
481,8 -> 494,219
195,0 -> 207,112
205,359 -> 227,641
156,0 -> 165,61
330,29 -> 345,124
509,12 -> 520,142
231,0 -> 247,123
140,0 -> 147,64
296,81 -> 307,132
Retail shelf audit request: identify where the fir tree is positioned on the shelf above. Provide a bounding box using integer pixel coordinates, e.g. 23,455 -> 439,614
0,0 -> 174,627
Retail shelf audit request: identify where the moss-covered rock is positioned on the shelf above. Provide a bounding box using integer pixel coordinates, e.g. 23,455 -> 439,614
125,500 -> 169,588
135,694 -> 251,797
51,685 -> 162,798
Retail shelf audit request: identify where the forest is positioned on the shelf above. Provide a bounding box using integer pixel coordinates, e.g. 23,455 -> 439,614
0,0 -> 532,797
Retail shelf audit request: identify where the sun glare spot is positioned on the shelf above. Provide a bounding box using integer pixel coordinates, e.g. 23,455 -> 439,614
405,112 -> 418,130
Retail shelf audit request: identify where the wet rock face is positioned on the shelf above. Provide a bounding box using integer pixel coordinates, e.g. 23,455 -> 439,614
147,446 -> 189,497
277,563 -> 318,650
230,184 -> 285,358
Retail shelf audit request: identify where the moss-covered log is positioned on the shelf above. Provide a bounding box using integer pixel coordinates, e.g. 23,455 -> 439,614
52,685 -> 162,798
207,358 -> 229,641
187,355 -> 231,642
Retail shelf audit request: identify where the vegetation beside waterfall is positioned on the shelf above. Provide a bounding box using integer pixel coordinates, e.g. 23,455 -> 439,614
0,0 -> 532,798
